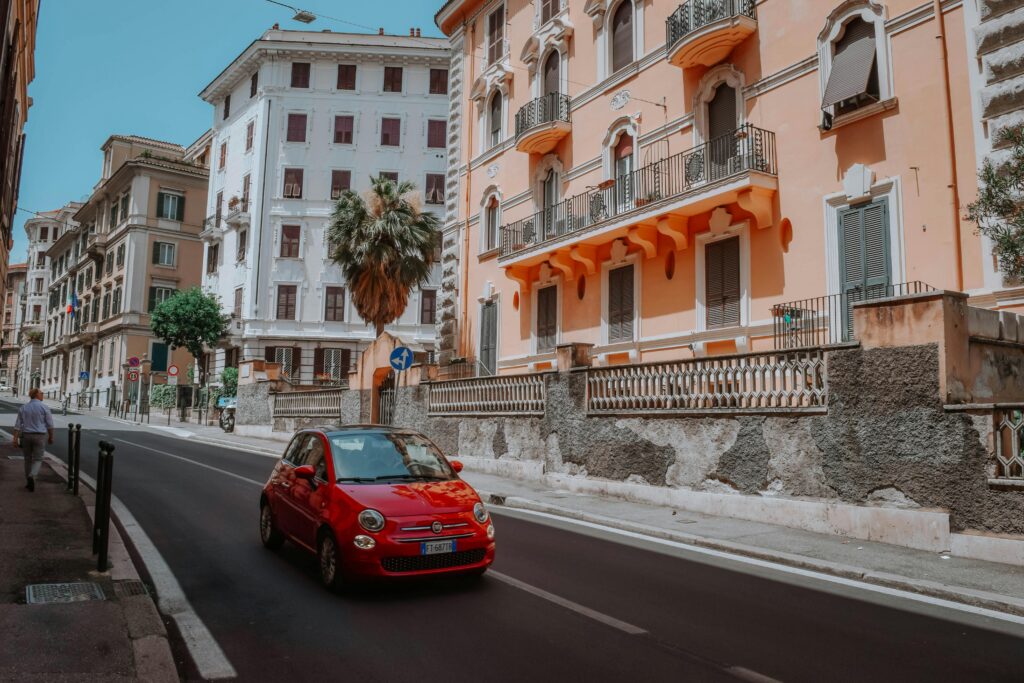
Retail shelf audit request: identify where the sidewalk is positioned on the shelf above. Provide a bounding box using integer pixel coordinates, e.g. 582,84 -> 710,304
0,435 -> 177,681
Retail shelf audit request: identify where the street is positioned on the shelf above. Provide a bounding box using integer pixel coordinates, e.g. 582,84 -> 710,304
5,401 -> 1023,683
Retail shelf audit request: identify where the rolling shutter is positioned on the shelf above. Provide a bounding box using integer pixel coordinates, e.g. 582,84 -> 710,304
543,51 -> 559,96
480,302 -> 498,375
821,19 -> 877,109
705,237 -> 740,329
839,199 -> 891,340
536,286 -> 557,352
608,264 -> 635,343
708,84 -> 737,179
611,1 -> 633,73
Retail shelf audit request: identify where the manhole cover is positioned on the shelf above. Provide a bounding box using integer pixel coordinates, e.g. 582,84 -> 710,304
113,580 -> 148,598
26,582 -> 105,604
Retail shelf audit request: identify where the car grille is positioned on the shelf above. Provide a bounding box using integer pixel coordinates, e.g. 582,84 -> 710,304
381,549 -> 486,573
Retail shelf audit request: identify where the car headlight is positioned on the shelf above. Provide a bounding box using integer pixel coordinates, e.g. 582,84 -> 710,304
473,502 -> 489,524
358,509 -> 385,533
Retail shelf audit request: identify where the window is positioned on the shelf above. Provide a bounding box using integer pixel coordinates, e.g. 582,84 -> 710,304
611,1 -> 634,73
536,285 -> 557,352
822,18 -> 880,117
540,0 -> 559,24
119,193 -> 129,222
152,241 -> 176,267
150,342 -> 169,372
425,174 -> 445,205
613,132 -> 634,207
286,113 -> 307,142
383,66 -> 403,92
314,348 -> 351,383
331,170 -> 351,199
223,94 -> 231,120
607,264 -> 635,343
35,253 -> 44,267
206,243 -> 219,274
337,64 -> 356,90
488,92 -> 503,147
291,62 -> 310,88
109,203 -> 118,228
157,191 -> 185,221
116,243 -> 125,267
276,284 -> 297,320
420,289 -> 437,325
379,172 -> 398,182
245,121 -> 254,151
233,287 -> 243,317
427,119 -> 447,148
325,286 -> 345,321
33,277 -> 42,294
237,229 -> 248,261
148,286 -> 175,312
31,305 -> 40,323
267,346 -> 300,379
112,287 -> 122,314
283,168 -> 304,198
250,71 -> 258,97
219,142 -> 227,170
40,226 -> 47,241
429,68 -> 448,94
487,6 -> 505,64
484,196 -> 500,251
333,115 -> 354,144
705,236 -> 740,329
215,190 -> 223,225
281,225 -> 301,258
381,118 -> 401,146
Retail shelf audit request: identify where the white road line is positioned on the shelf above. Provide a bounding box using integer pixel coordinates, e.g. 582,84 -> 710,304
494,507 -> 1024,629
113,438 -> 264,487
489,570 -> 647,635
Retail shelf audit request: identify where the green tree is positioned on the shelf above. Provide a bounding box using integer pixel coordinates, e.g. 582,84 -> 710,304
966,123 -> 1024,281
326,177 -> 441,336
150,287 -> 229,387
220,367 -> 238,397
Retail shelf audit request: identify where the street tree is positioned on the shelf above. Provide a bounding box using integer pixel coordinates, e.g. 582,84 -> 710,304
150,287 -> 229,387
966,123 -> 1024,282
326,176 -> 441,337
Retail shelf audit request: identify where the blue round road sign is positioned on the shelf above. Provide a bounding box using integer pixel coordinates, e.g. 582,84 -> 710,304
389,346 -> 414,372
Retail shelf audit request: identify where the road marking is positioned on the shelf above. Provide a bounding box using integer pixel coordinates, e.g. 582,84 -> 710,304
112,438 -> 264,487
493,507 -> 1024,630
489,570 -> 647,635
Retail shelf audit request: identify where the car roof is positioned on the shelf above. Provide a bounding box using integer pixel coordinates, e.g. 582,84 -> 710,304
309,424 -> 421,437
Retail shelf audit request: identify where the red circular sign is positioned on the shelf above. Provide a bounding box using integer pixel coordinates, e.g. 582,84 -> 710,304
128,370 -> 140,382
167,365 -> 179,377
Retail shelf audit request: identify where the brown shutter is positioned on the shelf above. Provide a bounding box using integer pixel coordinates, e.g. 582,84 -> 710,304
611,2 -> 633,73
821,19 -> 877,109
706,237 -> 740,328
608,264 -> 634,343
428,120 -> 446,148
537,286 -> 557,351
287,114 -> 306,142
334,116 -> 353,144
314,348 -> 324,377
337,64 -> 356,90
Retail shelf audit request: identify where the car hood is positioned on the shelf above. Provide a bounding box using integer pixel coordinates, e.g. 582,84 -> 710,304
337,478 -> 480,516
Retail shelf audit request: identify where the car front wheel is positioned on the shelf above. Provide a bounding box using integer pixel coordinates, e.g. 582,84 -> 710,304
318,531 -> 344,592
259,502 -> 284,550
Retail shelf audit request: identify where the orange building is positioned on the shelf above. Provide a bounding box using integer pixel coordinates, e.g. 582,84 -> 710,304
433,0 -> 1000,374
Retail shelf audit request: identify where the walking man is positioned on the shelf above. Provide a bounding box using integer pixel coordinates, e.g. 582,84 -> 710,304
13,388 -> 54,492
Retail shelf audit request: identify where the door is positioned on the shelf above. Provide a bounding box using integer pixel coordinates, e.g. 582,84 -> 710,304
839,199 -> 891,341
272,434 -> 309,541
288,433 -> 332,550
543,51 -> 560,98
377,372 -> 396,425
542,169 -> 559,238
480,301 -> 498,375
707,83 -> 737,180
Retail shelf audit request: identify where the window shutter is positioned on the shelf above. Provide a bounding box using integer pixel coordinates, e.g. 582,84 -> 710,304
839,200 -> 891,339
821,19 -> 878,109
705,237 -> 739,328
480,302 -> 498,375
708,84 -> 737,141
175,196 -> 185,222
537,286 -> 557,351
152,242 -> 159,264
287,114 -> 306,142
155,193 -> 165,219
611,1 -> 633,73
862,201 -> 889,291
265,346 -> 276,363
148,287 -> 156,312
543,51 -> 560,96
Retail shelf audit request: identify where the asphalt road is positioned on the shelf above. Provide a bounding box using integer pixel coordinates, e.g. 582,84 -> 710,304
6,402 -> 1024,682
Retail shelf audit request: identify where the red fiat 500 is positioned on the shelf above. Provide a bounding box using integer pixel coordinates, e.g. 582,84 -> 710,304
259,426 -> 495,589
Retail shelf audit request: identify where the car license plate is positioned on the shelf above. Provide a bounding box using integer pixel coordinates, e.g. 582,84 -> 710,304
421,539 -> 455,555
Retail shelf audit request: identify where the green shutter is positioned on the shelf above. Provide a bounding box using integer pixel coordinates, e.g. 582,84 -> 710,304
152,242 -> 160,264
156,193 -> 165,219
839,198 -> 891,340
175,196 -> 185,222
151,343 -> 168,372
148,287 -> 157,312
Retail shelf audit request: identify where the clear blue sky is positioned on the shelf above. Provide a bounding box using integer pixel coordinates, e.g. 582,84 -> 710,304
13,0 -> 443,263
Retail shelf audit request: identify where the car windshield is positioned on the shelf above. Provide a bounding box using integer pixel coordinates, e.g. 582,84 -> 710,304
329,432 -> 455,483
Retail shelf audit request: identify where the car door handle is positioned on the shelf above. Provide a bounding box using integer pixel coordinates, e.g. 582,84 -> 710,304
279,482 -> 291,489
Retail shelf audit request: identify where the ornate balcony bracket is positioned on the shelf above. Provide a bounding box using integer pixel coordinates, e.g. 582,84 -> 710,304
657,215 -> 690,251
627,224 -> 658,259
506,265 -> 532,297
570,244 -> 598,276
736,187 -> 773,229
549,250 -> 577,280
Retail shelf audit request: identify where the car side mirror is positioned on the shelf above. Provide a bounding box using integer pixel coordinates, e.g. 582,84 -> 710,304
294,465 -> 316,480
450,459 -> 464,473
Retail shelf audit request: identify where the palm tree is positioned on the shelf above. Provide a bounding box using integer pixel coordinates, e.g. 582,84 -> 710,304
327,177 -> 441,337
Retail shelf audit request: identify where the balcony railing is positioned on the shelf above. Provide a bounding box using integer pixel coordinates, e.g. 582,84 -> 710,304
428,374 -> 546,415
500,124 -> 776,258
771,281 -> 936,349
515,93 -> 571,139
666,0 -> 756,53
272,388 -> 345,418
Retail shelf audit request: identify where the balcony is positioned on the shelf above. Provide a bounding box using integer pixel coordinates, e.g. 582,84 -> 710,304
499,124 -> 777,264
666,0 -> 757,70
85,233 -> 107,263
515,93 -> 572,155
225,200 -> 250,229
200,214 -> 224,242
78,322 -> 100,343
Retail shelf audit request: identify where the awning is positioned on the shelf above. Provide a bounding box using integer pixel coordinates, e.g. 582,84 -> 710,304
821,29 -> 876,109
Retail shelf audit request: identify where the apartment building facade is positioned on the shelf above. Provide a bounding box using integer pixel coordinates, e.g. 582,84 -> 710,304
39,135 -> 208,399
433,0 -> 997,373
197,28 -> 449,384
0,261 -> 23,386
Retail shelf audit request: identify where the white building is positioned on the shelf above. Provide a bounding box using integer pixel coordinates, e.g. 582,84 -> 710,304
198,28 -> 449,384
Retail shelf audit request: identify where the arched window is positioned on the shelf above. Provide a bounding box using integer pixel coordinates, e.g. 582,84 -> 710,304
543,51 -> 560,96
489,92 -> 503,147
610,1 -> 634,73
484,195 -> 501,251
613,132 -> 634,209
824,18 -> 879,116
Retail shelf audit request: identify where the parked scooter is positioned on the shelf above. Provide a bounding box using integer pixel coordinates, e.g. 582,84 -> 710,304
218,396 -> 237,432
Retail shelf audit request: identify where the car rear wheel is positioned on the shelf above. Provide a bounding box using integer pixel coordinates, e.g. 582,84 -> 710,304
259,502 -> 284,550
318,532 -> 344,592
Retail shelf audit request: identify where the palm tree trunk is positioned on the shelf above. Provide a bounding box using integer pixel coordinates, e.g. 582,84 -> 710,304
375,321 -> 385,338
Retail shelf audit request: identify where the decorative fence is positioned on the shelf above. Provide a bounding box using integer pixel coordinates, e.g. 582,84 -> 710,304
995,407 -> 1024,480
586,349 -> 827,414
273,388 -> 346,418
428,374 -> 547,416
666,0 -> 757,52
500,124 -> 777,258
771,281 -> 935,349
515,93 -> 571,139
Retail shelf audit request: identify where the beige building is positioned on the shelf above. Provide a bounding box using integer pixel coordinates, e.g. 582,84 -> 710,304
40,135 -> 209,401
1,261 -> 24,387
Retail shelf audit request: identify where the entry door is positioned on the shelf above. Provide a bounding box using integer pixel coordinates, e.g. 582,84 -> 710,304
839,199 -> 891,341
480,301 -> 498,375
707,84 -> 737,180
543,51 -> 559,97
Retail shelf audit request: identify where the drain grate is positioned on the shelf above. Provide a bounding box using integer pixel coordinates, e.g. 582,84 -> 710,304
113,580 -> 148,598
26,582 -> 105,604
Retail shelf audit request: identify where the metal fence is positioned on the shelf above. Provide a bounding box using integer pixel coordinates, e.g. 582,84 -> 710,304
500,124 -> 777,257
666,0 -> 757,52
771,281 -> 936,349
515,92 -> 571,139
272,388 -> 346,418
586,349 -> 827,414
428,374 -> 547,415
995,407 -> 1024,480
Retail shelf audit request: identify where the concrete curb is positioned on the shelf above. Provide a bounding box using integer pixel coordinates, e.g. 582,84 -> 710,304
478,490 -> 1024,619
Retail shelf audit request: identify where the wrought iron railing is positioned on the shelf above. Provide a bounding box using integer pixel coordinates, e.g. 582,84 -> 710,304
499,124 -> 776,258
435,358 -> 494,381
515,93 -> 571,140
995,407 -> 1024,480
272,388 -> 346,418
666,0 -> 757,53
428,373 -> 546,415
587,349 -> 826,414
771,281 -> 936,349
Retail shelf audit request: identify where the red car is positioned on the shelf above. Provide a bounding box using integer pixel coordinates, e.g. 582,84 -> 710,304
259,425 -> 495,589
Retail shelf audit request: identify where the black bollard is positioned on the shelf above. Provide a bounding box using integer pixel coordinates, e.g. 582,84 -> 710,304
72,424 -> 82,496
66,425 -> 75,492
94,441 -> 115,572
92,445 -> 108,555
